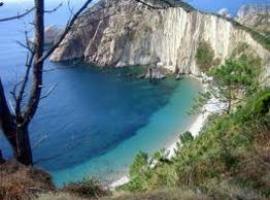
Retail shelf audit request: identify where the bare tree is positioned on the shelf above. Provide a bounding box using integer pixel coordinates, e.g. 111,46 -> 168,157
0,0 -> 94,165
0,0 -> 187,165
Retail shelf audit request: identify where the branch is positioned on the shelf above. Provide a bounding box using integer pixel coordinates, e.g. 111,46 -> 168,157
15,52 -> 34,117
14,31 -> 35,118
23,0 -> 94,124
0,7 -> 34,22
44,2 -> 63,13
0,3 -> 62,22
39,0 -> 94,62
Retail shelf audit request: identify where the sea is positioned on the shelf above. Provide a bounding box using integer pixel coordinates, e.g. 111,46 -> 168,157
0,0 -> 201,186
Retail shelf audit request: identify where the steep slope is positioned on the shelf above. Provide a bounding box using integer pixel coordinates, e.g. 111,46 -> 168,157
236,4 -> 270,35
50,0 -> 270,76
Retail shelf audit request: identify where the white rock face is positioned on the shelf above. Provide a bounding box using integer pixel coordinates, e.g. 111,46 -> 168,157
236,4 -> 270,27
50,0 -> 270,77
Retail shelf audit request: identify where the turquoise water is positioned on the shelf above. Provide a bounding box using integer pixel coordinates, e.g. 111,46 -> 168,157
50,75 -> 201,186
0,2 -> 201,186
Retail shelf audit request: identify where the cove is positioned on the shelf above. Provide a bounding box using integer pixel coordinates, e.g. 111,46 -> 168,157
0,2 -> 202,187
0,62 -> 201,187
40,64 -> 202,186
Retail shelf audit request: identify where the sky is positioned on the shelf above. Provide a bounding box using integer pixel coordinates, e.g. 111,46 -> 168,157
3,0 -> 270,15
189,0 -> 270,14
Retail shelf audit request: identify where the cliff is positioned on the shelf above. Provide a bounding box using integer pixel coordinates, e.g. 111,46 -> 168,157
50,0 -> 270,76
236,4 -> 270,34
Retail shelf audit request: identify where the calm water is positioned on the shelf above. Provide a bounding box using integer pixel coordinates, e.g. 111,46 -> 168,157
0,1 -> 201,186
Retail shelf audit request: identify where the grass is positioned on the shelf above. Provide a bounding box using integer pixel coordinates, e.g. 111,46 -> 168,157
0,161 -> 54,200
62,179 -> 110,199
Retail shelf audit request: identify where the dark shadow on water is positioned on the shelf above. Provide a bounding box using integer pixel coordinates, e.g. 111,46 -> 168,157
29,62 -> 179,172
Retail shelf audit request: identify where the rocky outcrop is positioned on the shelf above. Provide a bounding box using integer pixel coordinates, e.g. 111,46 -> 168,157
44,26 -> 63,45
236,4 -> 270,33
30,26 -> 63,45
50,0 -> 270,76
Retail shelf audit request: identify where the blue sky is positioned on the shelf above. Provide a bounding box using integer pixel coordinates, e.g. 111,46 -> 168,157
4,0 -> 270,15
188,0 -> 270,14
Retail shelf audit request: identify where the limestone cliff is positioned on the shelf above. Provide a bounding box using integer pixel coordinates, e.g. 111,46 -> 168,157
50,0 -> 270,76
236,4 -> 270,34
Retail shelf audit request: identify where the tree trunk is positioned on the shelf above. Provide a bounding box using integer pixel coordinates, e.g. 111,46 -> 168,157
15,125 -> 33,165
0,149 -> 5,164
0,78 -> 17,155
1,78 -> 33,165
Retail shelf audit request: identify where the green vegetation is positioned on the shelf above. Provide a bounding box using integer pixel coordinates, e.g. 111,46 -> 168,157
179,131 -> 193,144
123,50 -> 269,199
124,88 -> 270,198
194,49 -> 262,114
147,0 -> 196,12
210,56 -> 261,113
195,41 -> 220,72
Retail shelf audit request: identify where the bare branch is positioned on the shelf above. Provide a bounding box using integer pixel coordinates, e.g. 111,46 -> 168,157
0,7 -> 34,22
44,2 -> 63,13
0,2 -> 62,22
39,0 -> 94,62
15,52 -> 34,117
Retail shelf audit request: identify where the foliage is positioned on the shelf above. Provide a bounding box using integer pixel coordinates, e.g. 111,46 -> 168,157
180,131 -> 193,144
195,41 -> 215,72
129,151 -> 149,177
193,53 -> 262,114
124,88 -> 270,198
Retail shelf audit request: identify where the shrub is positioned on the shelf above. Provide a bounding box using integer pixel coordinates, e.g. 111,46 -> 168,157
62,179 -> 109,199
0,161 -> 54,200
180,131 -> 194,145
125,89 -> 270,198
129,151 -> 149,177
195,41 -> 215,72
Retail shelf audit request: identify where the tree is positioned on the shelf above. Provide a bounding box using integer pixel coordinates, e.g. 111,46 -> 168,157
210,55 -> 261,113
193,55 -> 261,115
0,0 -> 94,165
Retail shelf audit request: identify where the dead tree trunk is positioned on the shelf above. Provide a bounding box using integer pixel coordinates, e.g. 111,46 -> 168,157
12,0 -> 45,166
0,149 -> 5,164
15,124 -> 32,164
0,79 -> 17,155
0,0 -> 93,165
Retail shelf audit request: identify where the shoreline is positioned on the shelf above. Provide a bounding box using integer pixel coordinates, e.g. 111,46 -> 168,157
110,76 -> 225,189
